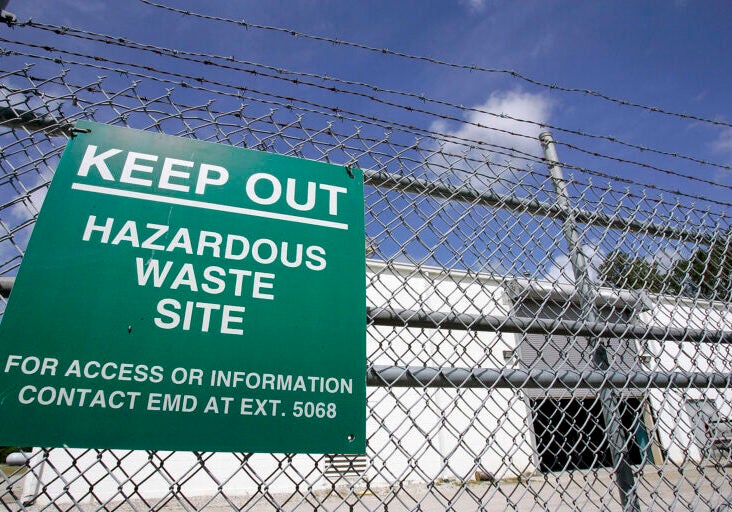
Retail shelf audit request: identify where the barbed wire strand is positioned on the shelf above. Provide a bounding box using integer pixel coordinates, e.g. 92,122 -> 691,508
18,21 -> 732,192
0,40 -> 548,165
0,66 -> 538,187
1,66 -> 726,260
3,37 -> 731,209
3,45 -> 730,212
137,0 -> 732,130
19,19 -> 732,176
0,64 -> 701,225
2,42 -> 730,213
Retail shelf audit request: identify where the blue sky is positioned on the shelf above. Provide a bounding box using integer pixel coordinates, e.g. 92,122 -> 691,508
1,0 -> 731,283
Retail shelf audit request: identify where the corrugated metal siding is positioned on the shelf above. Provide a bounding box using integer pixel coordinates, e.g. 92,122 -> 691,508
514,299 -> 641,398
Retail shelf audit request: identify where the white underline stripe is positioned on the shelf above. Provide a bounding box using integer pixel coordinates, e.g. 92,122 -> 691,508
71,183 -> 349,230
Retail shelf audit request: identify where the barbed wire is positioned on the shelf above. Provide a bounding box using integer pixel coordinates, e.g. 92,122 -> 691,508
0,40 -> 545,163
16,20 -> 732,194
2,58 -> 729,220
0,66 -> 539,182
6,66 -> 730,224
3,40 -> 731,211
137,0 -> 732,130
17,19 -> 732,177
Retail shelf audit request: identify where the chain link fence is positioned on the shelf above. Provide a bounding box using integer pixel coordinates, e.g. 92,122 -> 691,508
1,42 -> 732,512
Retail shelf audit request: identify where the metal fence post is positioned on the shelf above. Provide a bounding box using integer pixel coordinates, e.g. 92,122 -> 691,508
540,131 -> 640,512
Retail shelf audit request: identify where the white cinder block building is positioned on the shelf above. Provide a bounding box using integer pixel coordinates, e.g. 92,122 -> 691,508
17,260 -> 732,505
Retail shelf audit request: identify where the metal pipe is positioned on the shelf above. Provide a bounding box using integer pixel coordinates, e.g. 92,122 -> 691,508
367,306 -> 732,343
541,131 -> 639,512
540,132 -> 596,312
5,451 -> 32,466
367,365 -> 732,389
22,449 -> 45,506
1,277 -> 727,342
363,168 -> 710,243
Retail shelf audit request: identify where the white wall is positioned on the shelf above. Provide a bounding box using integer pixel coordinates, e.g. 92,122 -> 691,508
365,262 -> 535,483
24,264 -> 732,504
639,298 -> 732,464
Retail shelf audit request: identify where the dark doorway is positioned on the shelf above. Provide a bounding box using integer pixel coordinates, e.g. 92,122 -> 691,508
531,397 -> 650,472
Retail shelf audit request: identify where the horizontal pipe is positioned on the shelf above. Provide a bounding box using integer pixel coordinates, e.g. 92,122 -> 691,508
504,279 -> 653,310
367,306 -> 732,343
5,451 -> 32,466
367,365 -> 732,389
363,168 -> 711,243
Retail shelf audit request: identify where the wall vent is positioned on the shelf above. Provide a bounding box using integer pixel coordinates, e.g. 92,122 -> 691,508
324,454 -> 368,481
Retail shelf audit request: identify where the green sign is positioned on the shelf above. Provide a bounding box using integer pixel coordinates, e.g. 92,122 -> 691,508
0,121 -> 366,453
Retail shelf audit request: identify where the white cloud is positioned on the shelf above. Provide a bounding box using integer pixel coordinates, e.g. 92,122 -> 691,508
710,128 -> 732,181
712,127 -> 732,156
4,174 -> 50,225
459,0 -> 490,12
530,33 -> 556,59
428,90 -> 552,190
435,90 -> 551,158
7,191 -> 46,224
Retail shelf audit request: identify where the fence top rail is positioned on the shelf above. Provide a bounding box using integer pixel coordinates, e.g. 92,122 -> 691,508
363,168 -> 715,244
367,306 -> 732,343
367,364 -> 732,389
